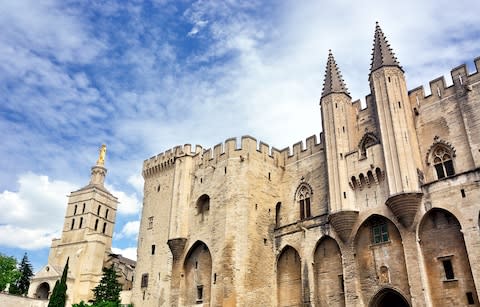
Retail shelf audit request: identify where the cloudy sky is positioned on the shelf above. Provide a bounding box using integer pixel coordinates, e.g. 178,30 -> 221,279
0,0 -> 479,271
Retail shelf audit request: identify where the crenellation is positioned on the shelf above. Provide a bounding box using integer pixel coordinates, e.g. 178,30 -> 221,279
429,76 -> 447,98
259,141 -> 270,155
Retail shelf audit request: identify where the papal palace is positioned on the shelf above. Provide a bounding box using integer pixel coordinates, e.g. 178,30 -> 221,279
27,23 -> 480,307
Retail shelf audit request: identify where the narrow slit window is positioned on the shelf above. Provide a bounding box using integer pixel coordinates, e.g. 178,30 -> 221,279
71,218 -> 75,230
151,244 -> 156,255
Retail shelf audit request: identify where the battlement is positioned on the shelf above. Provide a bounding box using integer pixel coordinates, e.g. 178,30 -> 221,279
408,56 -> 480,106
143,134 -> 325,177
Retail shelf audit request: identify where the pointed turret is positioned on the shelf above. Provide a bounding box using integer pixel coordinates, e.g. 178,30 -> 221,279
370,22 -> 402,74
322,50 -> 350,98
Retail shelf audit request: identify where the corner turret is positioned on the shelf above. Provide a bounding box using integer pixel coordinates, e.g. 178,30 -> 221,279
368,23 -> 422,227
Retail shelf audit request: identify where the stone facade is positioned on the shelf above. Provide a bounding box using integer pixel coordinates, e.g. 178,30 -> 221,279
28,148 -> 135,306
132,23 -> 480,307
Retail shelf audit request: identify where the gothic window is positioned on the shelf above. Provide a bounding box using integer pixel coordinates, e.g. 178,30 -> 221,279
432,146 -> 455,179
141,273 -> 149,288
372,223 -> 389,244
297,184 -> 312,220
358,132 -> 379,159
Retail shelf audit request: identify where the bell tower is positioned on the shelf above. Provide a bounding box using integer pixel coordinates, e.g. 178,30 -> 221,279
28,145 -> 119,305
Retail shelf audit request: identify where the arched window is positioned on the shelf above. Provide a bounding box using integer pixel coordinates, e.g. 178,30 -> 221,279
296,184 -> 312,220
94,219 -> 99,231
196,194 -> 210,222
97,205 -> 101,215
358,132 -> 379,159
432,146 -> 455,179
71,218 -> 75,230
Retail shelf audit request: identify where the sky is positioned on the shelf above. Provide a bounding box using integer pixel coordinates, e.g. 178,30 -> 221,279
0,0 -> 479,272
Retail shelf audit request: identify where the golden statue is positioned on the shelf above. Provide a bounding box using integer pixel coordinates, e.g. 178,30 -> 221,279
97,144 -> 107,166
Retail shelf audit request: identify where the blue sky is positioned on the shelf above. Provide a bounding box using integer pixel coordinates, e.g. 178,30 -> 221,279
0,0 -> 479,272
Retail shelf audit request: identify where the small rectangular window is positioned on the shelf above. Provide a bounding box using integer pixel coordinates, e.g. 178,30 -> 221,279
151,244 -> 156,255
148,216 -> 154,229
442,259 -> 455,280
467,292 -> 475,304
461,189 -> 466,198
196,285 -> 204,302
141,273 -> 149,288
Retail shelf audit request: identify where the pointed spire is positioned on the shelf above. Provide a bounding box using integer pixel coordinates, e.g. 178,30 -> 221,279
370,22 -> 402,74
321,50 -> 350,98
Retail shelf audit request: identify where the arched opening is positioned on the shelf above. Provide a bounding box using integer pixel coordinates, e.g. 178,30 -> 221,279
314,237 -> 345,306
359,173 -> 366,187
369,288 -> 409,307
351,176 -> 358,189
354,215 -> 410,304
419,208 -> 478,306
36,282 -> 50,299
277,246 -> 302,307
183,241 -> 212,305
196,194 -> 210,221
296,184 -> 312,220
367,171 -> 374,185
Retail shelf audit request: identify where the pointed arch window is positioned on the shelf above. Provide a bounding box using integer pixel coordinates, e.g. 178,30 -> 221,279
432,146 -> 455,179
297,184 -> 312,220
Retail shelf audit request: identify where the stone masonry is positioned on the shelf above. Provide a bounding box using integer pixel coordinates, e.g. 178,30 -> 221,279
132,23 -> 480,307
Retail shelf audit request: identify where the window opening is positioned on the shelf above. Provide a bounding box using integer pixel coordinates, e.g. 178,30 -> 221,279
71,219 -> 75,230
297,185 -> 312,220
97,205 -> 101,215
275,202 -> 281,227
461,189 -> 466,198
151,244 -> 156,255
79,217 -> 83,228
105,209 -> 109,219
196,285 -> 204,303
82,203 -> 85,213
372,223 -> 389,244
141,273 -> 149,288
148,216 -> 154,229
74,205 -> 77,215
432,146 -> 455,179
339,275 -> 344,293
102,222 -> 107,234
467,292 -> 475,305
94,219 -> 98,231
442,259 -> 455,280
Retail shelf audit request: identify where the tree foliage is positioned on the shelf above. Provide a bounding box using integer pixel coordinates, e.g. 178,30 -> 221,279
9,253 -> 34,295
48,258 -> 69,307
0,253 -> 20,291
92,265 -> 121,306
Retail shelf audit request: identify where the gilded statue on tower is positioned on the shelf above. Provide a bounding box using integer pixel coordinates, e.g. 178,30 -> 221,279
97,144 -> 107,166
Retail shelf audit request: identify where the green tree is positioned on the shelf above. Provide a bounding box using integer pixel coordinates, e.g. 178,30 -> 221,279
9,253 -> 34,295
92,265 -> 121,306
0,253 -> 20,291
48,258 -> 69,307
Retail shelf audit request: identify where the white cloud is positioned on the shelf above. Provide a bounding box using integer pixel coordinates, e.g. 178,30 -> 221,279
106,184 -> 142,215
127,174 -> 144,196
112,247 -> 137,261
115,220 -> 140,239
0,173 -> 76,249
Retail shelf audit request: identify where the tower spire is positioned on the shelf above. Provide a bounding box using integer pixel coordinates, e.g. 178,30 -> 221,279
321,50 -> 350,98
370,22 -> 401,74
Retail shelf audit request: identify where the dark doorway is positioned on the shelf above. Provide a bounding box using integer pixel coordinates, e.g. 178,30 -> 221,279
370,288 -> 409,307
36,282 -> 50,299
